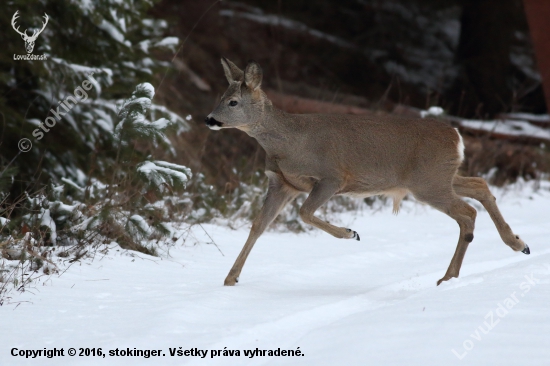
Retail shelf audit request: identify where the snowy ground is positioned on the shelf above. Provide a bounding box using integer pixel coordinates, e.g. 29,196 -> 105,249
1,182 -> 549,366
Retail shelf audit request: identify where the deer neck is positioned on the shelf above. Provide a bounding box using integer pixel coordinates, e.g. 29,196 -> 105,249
244,106 -> 292,157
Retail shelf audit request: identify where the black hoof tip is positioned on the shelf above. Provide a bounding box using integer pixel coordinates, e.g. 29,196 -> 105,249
346,228 -> 360,241
521,244 -> 530,255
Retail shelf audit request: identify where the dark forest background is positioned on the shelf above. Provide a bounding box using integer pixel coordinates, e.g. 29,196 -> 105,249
152,0 -> 548,188
0,0 -> 550,250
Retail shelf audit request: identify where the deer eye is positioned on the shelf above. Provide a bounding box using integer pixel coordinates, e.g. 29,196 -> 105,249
229,100 -> 238,107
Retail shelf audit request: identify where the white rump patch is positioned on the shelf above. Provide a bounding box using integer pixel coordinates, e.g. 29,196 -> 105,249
208,125 -> 222,130
455,128 -> 464,161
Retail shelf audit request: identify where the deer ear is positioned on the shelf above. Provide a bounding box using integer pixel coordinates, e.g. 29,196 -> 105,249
221,58 -> 243,84
244,61 -> 262,91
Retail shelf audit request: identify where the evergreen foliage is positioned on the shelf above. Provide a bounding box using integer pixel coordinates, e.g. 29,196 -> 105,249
0,1 -> 194,296
0,0 -> 182,197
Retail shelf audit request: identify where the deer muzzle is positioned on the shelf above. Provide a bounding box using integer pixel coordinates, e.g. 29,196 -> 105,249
205,116 -> 224,130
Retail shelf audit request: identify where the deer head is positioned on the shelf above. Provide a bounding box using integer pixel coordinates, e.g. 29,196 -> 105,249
11,11 -> 49,54
205,58 -> 271,132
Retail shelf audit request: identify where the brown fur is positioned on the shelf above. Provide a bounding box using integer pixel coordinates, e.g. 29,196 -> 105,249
206,59 -> 528,287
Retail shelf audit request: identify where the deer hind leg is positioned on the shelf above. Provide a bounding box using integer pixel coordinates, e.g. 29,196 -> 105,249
412,187 -> 477,285
452,176 -> 528,254
224,172 -> 298,286
299,179 -> 360,240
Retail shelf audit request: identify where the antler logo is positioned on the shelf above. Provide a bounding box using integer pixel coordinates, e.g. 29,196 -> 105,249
11,10 -> 49,54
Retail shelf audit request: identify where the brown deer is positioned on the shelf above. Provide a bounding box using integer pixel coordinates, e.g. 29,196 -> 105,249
205,58 -> 529,287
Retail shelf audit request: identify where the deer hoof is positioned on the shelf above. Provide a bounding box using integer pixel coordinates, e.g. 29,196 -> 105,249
436,275 -> 455,286
345,228 -> 360,241
224,276 -> 238,286
521,244 -> 530,255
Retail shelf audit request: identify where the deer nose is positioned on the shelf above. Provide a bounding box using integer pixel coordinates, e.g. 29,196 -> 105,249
204,116 -> 224,130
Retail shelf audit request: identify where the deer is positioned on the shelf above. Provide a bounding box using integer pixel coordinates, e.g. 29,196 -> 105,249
11,11 -> 49,54
205,58 -> 530,287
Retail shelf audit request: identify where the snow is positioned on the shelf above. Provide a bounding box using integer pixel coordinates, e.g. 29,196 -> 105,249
154,37 -> 179,51
51,58 -> 101,76
26,118 -> 41,126
97,19 -> 130,47
150,117 -> 170,130
137,161 -> 191,187
138,40 -> 151,53
153,160 -> 193,177
1,182 -> 550,365
129,215 -> 153,237
150,104 -> 190,132
69,216 -> 97,234
61,177 -> 84,192
75,0 -> 94,15
505,113 -> 550,124
420,106 -> 444,118
460,119 -> 550,141
40,208 -> 57,245
128,96 -> 153,111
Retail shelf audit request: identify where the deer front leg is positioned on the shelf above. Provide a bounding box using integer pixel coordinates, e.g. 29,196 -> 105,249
299,179 -> 360,241
224,172 -> 298,286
